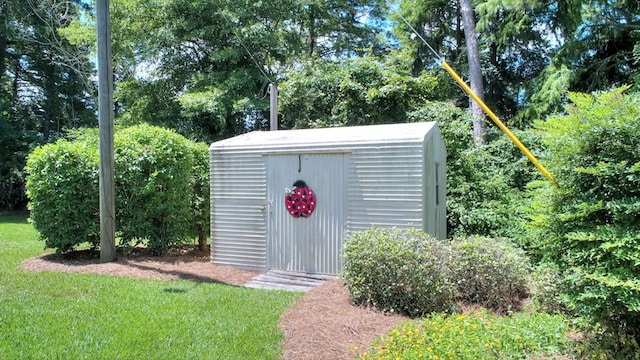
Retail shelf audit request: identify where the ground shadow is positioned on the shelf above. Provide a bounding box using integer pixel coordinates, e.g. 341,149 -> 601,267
0,211 -> 30,225
27,248 -> 259,288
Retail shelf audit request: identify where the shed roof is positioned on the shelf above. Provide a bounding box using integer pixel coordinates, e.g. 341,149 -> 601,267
210,122 -> 438,151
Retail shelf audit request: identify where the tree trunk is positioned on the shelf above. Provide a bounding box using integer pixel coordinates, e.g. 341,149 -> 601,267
0,0 -> 7,82
459,0 -> 486,145
307,5 -> 317,57
198,228 -> 207,252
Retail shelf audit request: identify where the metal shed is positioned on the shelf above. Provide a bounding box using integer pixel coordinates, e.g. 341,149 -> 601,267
209,122 -> 446,275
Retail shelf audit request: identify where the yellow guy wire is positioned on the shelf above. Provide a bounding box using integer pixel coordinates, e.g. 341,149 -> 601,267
395,11 -> 559,187
440,61 -> 559,187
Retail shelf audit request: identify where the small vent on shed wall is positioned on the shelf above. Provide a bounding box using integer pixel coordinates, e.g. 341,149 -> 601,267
435,162 -> 440,206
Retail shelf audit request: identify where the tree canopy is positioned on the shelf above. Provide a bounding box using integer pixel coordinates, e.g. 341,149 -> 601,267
1,0 -> 639,209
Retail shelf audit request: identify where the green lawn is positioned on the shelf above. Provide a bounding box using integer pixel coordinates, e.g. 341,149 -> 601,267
0,213 -> 301,359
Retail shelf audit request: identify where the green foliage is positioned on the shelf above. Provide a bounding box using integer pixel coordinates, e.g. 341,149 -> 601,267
114,125 -> 195,255
279,52 -> 441,129
561,1 -> 640,93
0,214 -> 300,360
187,140 -> 210,242
513,64 -> 572,127
342,228 -> 456,317
0,116 -> 30,210
24,139 -> 100,253
292,0 -> 389,58
450,237 -> 529,312
530,262 -> 568,315
531,87 -> 640,348
409,102 -> 533,238
25,125 -> 209,254
343,228 -> 531,316
106,0 -> 390,142
359,311 -> 572,359
0,0 -> 96,210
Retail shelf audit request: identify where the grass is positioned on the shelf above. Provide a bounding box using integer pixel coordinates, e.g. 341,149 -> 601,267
0,212 -> 301,359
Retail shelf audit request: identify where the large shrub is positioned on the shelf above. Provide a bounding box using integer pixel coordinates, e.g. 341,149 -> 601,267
25,125 -> 209,255
450,237 -> 529,312
342,228 -> 456,317
25,140 -> 100,253
531,87 -> 640,347
343,228 -> 532,316
114,125 -> 194,254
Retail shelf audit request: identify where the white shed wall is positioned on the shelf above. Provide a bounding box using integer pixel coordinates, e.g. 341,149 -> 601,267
210,151 -> 268,270
347,144 -> 425,233
210,122 -> 446,274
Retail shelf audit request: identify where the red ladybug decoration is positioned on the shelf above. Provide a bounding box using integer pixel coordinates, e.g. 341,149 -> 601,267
284,180 -> 316,218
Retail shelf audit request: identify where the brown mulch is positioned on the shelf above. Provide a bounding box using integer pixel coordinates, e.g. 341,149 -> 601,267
20,247 -> 408,360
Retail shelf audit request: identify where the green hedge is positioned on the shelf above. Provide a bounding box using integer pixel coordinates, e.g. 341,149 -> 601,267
342,228 -> 456,317
450,237 -> 529,311
114,125 -> 194,254
342,228 -> 530,316
25,125 -> 209,255
187,141 -> 210,250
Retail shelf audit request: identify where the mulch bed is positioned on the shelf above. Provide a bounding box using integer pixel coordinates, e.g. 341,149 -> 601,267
20,248 -> 408,360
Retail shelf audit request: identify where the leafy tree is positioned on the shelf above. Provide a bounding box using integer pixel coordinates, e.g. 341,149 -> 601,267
61,0 -> 390,142
294,0 -> 390,57
393,0 -> 464,73
476,0 -> 640,126
396,0 -> 640,129
0,0 -> 95,210
474,0 -> 566,126
394,0 -> 495,143
279,51 -> 442,129
564,0 -> 640,92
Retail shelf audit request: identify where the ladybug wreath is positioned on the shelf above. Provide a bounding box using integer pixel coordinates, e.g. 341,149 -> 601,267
284,180 -> 317,218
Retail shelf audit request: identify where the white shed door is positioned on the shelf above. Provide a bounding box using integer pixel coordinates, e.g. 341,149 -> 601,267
267,153 -> 346,275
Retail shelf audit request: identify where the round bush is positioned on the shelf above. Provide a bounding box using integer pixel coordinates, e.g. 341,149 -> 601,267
450,237 -> 529,312
342,228 -> 456,317
25,125 -> 210,255
114,125 -> 194,254
25,139 -> 100,253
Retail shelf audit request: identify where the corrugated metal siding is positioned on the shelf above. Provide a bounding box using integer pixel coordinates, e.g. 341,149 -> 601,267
210,151 -> 268,270
209,122 -> 447,275
267,154 -> 346,275
347,144 -> 425,234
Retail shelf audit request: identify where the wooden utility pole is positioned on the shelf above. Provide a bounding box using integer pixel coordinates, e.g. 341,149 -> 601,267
97,0 -> 116,262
